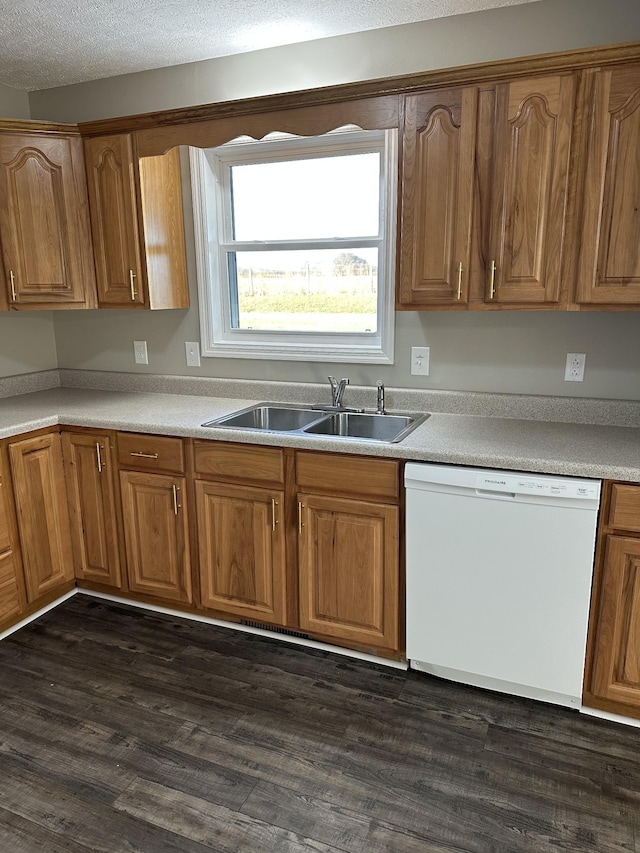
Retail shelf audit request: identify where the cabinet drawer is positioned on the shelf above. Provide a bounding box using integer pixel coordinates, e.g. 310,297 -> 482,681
117,433 -> 185,473
194,441 -> 284,485
609,484 -> 640,533
296,451 -> 400,501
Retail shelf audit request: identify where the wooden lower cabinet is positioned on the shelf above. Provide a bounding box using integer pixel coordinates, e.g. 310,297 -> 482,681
119,470 -> 192,604
62,431 -> 121,588
9,432 -> 74,603
298,493 -> 399,650
195,480 -> 286,624
0,457 -> 26,626
585,482 -> 640,717
192,442 -> 403,654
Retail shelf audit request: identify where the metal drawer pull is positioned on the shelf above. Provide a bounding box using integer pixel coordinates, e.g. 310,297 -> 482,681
271,498 -> 277,532
456,261 -> 463,300
172,484 -> 181,515
9,270 -> 16,302
489,259 -> 496,299
129,269 -> 137,301
96,442 -> 104,472
129,451 -> 159,459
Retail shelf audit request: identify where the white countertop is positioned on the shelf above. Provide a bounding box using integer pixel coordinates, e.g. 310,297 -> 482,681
1,386 -> 639,482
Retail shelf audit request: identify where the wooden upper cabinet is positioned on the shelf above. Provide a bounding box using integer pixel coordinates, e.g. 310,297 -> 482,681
84,134 -> 144,306
0,132 -> 97,309
9,433 -> 74,603
576,65 -> 640,305
398,73 -> 576,309
84,133 -> 189,309
484,74 -> 576,305
398,87 -> 477,307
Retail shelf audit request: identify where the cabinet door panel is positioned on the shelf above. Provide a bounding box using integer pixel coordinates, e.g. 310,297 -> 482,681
196,480 -> 286,624
0,465 -> 25,625
298,493 -> 399,650
590,536 -> 640,709
120,471 -> 191,603
84,134 -> 145,306
0,474 -> 10,553
0,550 -> 21,625
489,74 -> 575,304
0,134 -> 95,307
398,87 -> 477,306
9,433 -> 74,602
577,65 -> 640,304
63,432 -> 121,587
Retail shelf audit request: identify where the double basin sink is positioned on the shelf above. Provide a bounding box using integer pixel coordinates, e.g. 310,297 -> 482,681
203,403 -> 430,444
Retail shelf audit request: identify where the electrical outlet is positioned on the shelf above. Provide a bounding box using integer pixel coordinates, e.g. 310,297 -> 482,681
565,352 -> 586,382
185,341 -> 201,367
411,346 -> 430,376
133,340 -> 148,365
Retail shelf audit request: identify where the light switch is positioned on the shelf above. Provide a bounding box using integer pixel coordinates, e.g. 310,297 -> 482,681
185,341 -> 201,367
411,346 -> 430,376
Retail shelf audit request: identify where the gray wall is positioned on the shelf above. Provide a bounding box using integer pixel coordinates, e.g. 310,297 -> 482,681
21,0 -> 640,397
0,82 -> 30,120
29,0 -> 640,123
0,313 -> 58,377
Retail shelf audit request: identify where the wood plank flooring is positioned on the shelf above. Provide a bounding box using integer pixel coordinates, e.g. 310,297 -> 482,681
0,595 -> 638,852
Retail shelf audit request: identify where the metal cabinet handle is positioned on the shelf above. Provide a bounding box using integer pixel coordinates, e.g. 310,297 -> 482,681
9,270 -> 16,302
489,260 -> 496,299
129,451 -> 159,459
271,498 -> 278,532
96,442 -> 104,473
129,269 -> 137,301
297,501 -> 304,535
172,484 -> 181,515
456,261 -> 463,300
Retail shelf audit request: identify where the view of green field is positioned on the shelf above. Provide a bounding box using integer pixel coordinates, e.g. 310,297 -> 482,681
235,252 -> 378,332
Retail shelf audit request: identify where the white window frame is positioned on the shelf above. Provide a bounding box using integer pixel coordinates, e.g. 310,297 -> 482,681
189,127 -> 397,363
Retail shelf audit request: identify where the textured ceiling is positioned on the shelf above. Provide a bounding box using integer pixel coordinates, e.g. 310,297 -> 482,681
0,0 -> 542,92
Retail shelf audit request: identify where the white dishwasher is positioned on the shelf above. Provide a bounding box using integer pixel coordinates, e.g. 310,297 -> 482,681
405,463 -> 601,708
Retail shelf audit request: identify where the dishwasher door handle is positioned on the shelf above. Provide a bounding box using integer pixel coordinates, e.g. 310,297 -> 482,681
475,488 -> 517,499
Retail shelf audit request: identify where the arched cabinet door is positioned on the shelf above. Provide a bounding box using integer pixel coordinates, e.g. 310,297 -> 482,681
486,73 -> 576,306
576,65 -> 640,306
84,133 -> 189,309
0,132 -> 96,309
398,86 -> 477,307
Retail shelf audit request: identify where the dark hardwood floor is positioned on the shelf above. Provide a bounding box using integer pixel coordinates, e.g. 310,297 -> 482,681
0,595 -> 638,852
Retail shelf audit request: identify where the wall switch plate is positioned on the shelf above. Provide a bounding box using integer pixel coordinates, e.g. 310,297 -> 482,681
185,341 -> 201,367
565,352 -> 586,382
133,340 -> 148,365
411,346 -> 430,376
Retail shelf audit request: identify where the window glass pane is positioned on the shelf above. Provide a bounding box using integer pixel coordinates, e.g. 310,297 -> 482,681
230,153 -> 380,241
230,248 -> 378,333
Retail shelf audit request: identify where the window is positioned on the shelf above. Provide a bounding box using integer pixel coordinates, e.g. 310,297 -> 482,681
190,127 -> 397,362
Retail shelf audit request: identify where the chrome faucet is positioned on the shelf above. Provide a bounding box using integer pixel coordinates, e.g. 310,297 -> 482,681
376,380 -> 386,415
328,376 -> 349,408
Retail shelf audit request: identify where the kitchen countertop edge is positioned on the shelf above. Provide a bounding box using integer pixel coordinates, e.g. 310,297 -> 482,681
0,387 -> 639,483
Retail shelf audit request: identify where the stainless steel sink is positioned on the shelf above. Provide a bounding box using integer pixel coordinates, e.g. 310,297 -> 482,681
203,404 -> 324,432
303,411 -> 429,443
203,403 -> 429,443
